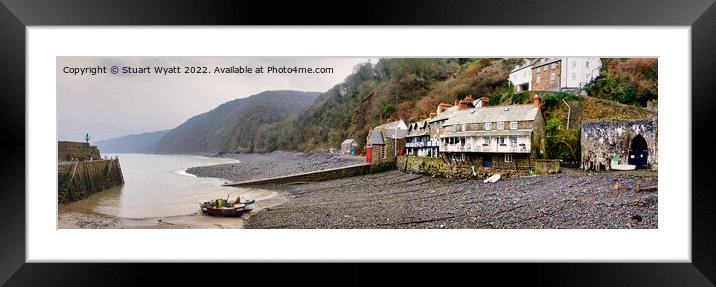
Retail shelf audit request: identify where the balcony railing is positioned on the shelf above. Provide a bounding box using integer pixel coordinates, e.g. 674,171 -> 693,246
439,143 -> 530,153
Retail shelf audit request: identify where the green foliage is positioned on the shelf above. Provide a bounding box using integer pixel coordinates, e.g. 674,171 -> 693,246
546,117 -> 562,135
539,91 -> 580,111
546,129 -> 580,164
585,58 -> 658,107
382,103 -> 397,118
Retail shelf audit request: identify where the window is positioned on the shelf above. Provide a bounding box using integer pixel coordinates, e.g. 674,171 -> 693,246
572,60 -> 576,68
551,63 -> 556,70
543,66 -> 548,71
571,72 -> 576,80
484,137 -> 491,145
461,123 -> 466,132
586,61 -> 590,69
484,122 -> 492,130
536,76 -> 541,84
497,122 -> 504,130
381,145 -> 386,159
510,136 -> 517,146
536,68 -> 540,74
498,137 -> 505,146
505,154 -> 513,162
510,121 -> 518,130
550,73 -> 556,81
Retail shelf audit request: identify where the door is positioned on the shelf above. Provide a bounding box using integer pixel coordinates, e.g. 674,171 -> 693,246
628,135 -> 648,168
483,155 -> 493,168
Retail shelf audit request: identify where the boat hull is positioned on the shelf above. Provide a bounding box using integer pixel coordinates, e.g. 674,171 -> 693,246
201,207 -> 245,217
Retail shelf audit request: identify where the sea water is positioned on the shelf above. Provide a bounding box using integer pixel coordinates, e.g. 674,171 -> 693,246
61,153 -> 274,218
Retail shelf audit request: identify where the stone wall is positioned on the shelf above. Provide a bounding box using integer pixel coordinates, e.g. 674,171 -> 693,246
58,159 -> 124,203
534,159 -> 560,174
58,141 -> 101,162
226,163 -> 376,186
581,119 -> 658,171
397,155 -> 534,179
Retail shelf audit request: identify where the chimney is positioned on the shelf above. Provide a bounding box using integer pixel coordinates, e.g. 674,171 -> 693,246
481,96 -> 489,107
534,94 -> 541,110
459,99 -> 469,110
464,95 -> 474,103
436,103 -> 453,115
429,112 -> 437,118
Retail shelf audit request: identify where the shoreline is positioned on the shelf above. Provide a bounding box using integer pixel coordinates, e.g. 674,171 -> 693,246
60,152 -> 658,229
58,191 -> 287,229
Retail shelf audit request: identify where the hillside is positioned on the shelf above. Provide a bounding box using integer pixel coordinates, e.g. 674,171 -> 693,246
254,58 -> 522,152
155,90 -> 320,154
251,58 -> 656,165
95,130 -> 170,154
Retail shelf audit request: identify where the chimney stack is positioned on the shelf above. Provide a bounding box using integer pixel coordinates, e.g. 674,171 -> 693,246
459,99 -> 469,110
436,103 -> 453,115
481,96 -> 489,107
464,95 -> 474,103
429,112 -> 437,118
534,94 -> 542,110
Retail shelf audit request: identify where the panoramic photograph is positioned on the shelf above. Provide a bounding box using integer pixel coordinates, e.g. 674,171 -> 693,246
57,56 -> 658,229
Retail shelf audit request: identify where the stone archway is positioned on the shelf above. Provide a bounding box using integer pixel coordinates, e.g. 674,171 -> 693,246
628,134 -> 649,168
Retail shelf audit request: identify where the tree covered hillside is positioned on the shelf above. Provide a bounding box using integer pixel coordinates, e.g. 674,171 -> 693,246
156,90 -> 320,154
254,58 -> 522,152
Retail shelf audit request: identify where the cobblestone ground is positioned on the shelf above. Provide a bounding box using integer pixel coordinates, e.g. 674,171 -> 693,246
245,171 -> 657,229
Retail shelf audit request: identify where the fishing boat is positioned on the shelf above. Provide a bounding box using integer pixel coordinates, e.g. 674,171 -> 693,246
200,196 -> 255,217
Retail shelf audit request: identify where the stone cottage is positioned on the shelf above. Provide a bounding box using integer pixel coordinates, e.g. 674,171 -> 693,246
581,119 -> 658,171
437,95 -> 546,174
366,119 -> 408,165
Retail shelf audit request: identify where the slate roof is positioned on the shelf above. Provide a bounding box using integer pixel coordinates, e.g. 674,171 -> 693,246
370,129 -> 385,145
341,139 -> 356,145
442,105 -> 539,127
369,120 -> 408,144
427,106 -> 460,123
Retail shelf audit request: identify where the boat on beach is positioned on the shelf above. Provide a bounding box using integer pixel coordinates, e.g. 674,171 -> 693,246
200,196 -> 256,217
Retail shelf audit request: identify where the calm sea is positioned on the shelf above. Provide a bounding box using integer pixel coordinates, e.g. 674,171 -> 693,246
61,154 -> 274,218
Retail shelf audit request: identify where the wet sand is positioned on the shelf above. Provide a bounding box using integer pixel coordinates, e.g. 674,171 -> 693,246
58,190 -> 287,229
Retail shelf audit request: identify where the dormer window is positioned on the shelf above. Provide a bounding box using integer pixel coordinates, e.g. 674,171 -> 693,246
510,121 -> 518,130
497,122 -> 504,130
484,122 -> 492,130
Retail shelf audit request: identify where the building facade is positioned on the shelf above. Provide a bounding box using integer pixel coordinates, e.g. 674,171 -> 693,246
508,59 -> 534,93
367,120 -> 408,165
405,120 -> 438,157
436,95 -> 546,172
531,57 -> 602,92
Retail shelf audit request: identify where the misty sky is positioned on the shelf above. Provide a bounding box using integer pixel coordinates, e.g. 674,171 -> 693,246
57,57 -> 374,141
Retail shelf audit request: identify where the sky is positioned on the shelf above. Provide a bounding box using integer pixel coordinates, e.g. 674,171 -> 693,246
57,57 -> 375,141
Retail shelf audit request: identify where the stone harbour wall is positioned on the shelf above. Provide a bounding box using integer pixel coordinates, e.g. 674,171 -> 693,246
58,159 -> 124,203
226,163 -> 376,186
581,119 -> 657,171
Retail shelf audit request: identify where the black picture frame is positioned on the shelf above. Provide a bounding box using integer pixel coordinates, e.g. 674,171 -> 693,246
1,0 -> 715,286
